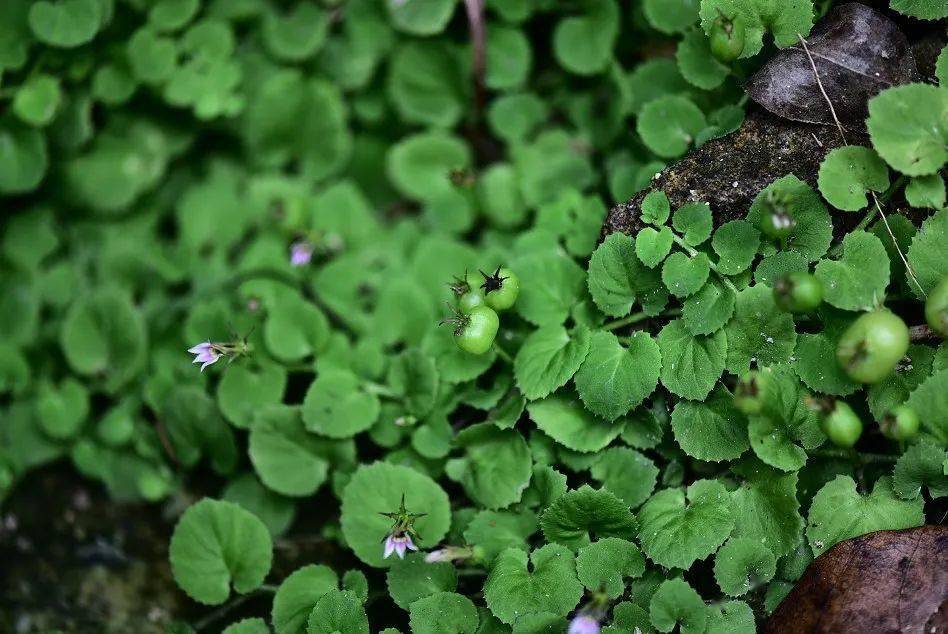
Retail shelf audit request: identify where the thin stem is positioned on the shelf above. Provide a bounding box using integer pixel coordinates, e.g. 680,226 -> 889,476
812,448 -> 898,464
671,234 -> 739,294
494,345 -> 514,364
603,312 -> 650,331
463,0 -> 486,115
364,381 -> 398,399
193,585 -> 277,631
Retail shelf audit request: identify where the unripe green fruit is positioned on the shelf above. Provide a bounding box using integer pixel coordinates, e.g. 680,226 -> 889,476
774,273 -> 823,314
880,404 -> 920,441
454,305 -> 499,355
709,15 -> 746,63
925,277 -> 948,337
836,310 -> 909,383
821,401 -> 863,448
733,370 -> 773,415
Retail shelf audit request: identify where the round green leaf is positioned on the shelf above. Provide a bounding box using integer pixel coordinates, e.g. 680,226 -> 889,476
28,0 -> 102,48
447,423 -> 532,510
409,592 -> 478,634
0,119 -> 48,194
682,279 -> 736,336
486,25 -> 531,90
552,0 -> 619,75
262,3 -> 327,62
637,95 -> 706,159
386,554 -> 458,610
575,538 -> 645,598
527,394 -> 625,452
662,251 -> 710,298
644,0 -> 700,33
746,175 -> 832,262
713,537 -> 776,596
814,231 -> 890,311
671,387 -> 749,462
388,41 -> 464,128
656,320 -> 727,401
387,0 -> 456,35
513,249 -> 587,327
590,447 -> 657,509
387,131 -> 470,201
817,146 -> 890,211
13,74 -> 61,127
868,83 -> 947,176
540,485 -> 636,549
217,364 -> 287,429
712,220 -> 760,275
301,370 -> 380,438
272,564 -> 339,634
37,378 -> 89,440
574,331 -> 661,421
340,462 -> 451,567
514,325 -> 591,400
169,499 -> 273,605
306,589 -> 369,634
724,285 -> 797,374
637,479 -> 734,569
222,474 -> 295,538
635,226 -> 674,268
676,28 -> 729,89
483,545 -> 584,624
649,578 -> 707,634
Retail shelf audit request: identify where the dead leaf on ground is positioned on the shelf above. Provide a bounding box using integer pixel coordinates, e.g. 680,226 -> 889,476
747,2 -> 918,130
765,525 -> 948,634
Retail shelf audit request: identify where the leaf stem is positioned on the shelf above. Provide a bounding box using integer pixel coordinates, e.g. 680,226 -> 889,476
364,381 -> 398,398
603,312 -> 650,331
812,448 -> 898,464
494,345 -> 514,364
192,585 -> 277,632
671,234 -> 739,295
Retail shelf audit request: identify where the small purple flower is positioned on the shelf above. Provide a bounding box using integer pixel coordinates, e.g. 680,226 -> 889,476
568,614 -> 600,634
383,532 -> 417,559
290,241 -> 314,267
188,342 -> 222,372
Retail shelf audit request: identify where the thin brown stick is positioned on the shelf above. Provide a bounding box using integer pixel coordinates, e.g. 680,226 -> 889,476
463,0 -> 487,114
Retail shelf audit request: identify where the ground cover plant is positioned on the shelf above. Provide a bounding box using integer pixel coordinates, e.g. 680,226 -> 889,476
1,0 -> 947,631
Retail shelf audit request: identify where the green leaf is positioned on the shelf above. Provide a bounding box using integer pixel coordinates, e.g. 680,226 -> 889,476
306,590 -> 369,634
806,476 -> 924,557
484,545 -> 583,624
340,462 -> 451,567
698,0 -> 814,57
387,0 -> 456,35
0,119 -> 48,194
223,618 -> 269,634
386,554 -> 458,610
645,0 -> 700,33
575,538 -> 645,598
817,146 -> 889,211
671,387 -> 750,461
217,364 -> 286,429
552,0 -> 619,75
169,499 -> 273,605
637,95 -> 706,158
635,226 -> 674,268
540,485 -> 637,549
890,0 -> 948,18
149,0 -> 199,31
588,232 -> 658,317
527,393 -> 625,452
641,190 -> 671,225
514,326 -> 592,400
868,83 -> 947,176
162,385 -> 238,475
487,92 -> 549,145
705,601 -> 755,634
682,279 -> 736,336
301,370 -> 380,439
222,474 -> 295,538
249,405 -> 352,498
747,366 -> 823,472
422,326 -> 496,385
272,564 -> 339,634
724,285 -> 797,374
713,537 -> 776,596
37,378 -> 89,440
60,289 -> 146,392
447,424 -> 532,510
673,202 -> 713,246
814,231 -> 890,311
409,592 -> 479,634
2,210 -> 58,271
656,320 -> 727,400
662,251 -> 710,298
713,220 -> 761,275
892,440 -> 948,500
602,602 -> 650,634
746,175 -> 833,262
590,447 -> 658,508
754,251 -> 809,287
649,578 -> 708,634
677,28 -> 729,89
867,344 -> 933,420
574,331 -> 661,421
907,369 -> 948,445
387,132 -> 470,201
388,349 -> 440,418
388,42 -> 464,128
486,25 -> 531,90
29,0 -> 102,48
793,317 -> 861,397
638,479 -> 734,569
261,3 -> 328,62
13,74 -> 61,127
905,173 -> 946,209
729,459 -> 803,558
462,509 -> 538,561
127,28 -> 177,84
906,208 -> 948,299
513,249 -> 586,326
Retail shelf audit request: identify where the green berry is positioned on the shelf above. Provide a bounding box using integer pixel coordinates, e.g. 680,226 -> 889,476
821,401 -> 863,448
453,305 -> 499,355
759,210 -> 796,240
880,404 -> 920,441
480,266 -> 520,312
925,277 -> 948,337
774,273 -> 823,314
733,369 -> 773,415
836,310 -> 910,384
709,15 -> 746,62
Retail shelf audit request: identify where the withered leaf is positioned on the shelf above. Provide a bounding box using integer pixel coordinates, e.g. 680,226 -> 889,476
746,2 -> 918,130
764,525 -> 948,634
